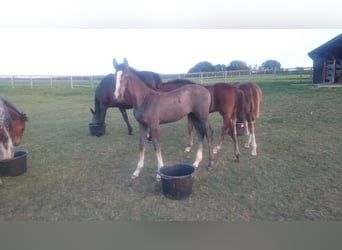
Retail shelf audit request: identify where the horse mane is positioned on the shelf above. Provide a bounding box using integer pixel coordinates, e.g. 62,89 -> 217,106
1,97 -> 28,122
115,63 -> 161,90
163,79 -> 196,85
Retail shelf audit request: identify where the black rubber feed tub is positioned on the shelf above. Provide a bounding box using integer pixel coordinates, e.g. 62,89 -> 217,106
159,164 -> 195,199
236,122 -> 245,136
229,123 -> 245,136
0,150 -> 28,176
88,123 -> 106,136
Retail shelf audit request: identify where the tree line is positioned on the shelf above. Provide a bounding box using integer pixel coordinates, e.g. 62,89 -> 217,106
188,60 -> 282,73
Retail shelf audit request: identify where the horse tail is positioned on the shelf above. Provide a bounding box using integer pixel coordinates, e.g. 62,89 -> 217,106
253,84 -> 262,119
236,88 -> 246,123
249,87 -> 255,121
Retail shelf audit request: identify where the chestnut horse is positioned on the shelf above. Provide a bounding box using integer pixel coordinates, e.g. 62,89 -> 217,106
234,82 -> 262,156
90,70 -> 162,136
113,58 -> 214,180
158,79 -> 243,162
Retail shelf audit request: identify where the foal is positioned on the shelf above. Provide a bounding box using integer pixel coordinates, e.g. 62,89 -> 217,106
234,82 -> 262,156
113,58 -> 214,180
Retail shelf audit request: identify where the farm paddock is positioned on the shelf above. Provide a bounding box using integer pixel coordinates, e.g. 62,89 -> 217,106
0,79 -> 341,221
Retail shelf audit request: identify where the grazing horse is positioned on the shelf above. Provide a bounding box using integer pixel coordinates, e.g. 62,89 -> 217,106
158,79 -> 243,162
0,97 -> 28,184
0,98 -> 15,160
90,70 -> 162,136
0,98 -> 28,152
113,58 -> 214,180
234,82 -> 262,156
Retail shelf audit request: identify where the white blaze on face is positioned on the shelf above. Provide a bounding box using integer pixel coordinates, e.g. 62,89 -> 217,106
114,70 -> 123,100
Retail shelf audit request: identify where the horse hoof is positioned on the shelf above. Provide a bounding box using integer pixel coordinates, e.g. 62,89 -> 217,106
131,174 -> 139,180
184,147 -> 191,153
213,146 -> 220,154
251,147 -> 257,156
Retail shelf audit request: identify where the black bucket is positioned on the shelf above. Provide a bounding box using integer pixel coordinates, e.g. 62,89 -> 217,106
236,122 -> 245,136
0,150 -> 28,176
228,122 -> 245,137
88,123 -> 106,136
158,164 -> 195,199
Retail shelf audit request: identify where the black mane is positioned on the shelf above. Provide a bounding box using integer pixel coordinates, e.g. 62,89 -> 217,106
115,64 -> 161,90
1,97 -> 28,121
163,79 -> 196,85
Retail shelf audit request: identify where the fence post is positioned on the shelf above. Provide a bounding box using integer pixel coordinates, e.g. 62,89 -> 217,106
50,77 -> 53,88
11,76 -> 14,88
70,76 -> 73,88
30,76 -> 33,88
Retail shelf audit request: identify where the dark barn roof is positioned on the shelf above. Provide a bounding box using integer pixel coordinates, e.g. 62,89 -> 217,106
308,34 -> 342,60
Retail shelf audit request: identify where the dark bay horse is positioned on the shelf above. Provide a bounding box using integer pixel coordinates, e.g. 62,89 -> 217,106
0,97 -> 28,153
113,58 -> 214,180
0,97 -> 28,184
234,82 -> 262,156
90,70 -> 162,136
0,98 -> 14,160
158,79 -> 243,162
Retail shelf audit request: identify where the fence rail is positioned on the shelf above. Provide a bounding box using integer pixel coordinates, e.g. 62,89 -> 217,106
0,68 -> 313,88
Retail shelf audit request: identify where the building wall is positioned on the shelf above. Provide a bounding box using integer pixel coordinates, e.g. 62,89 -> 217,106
312,58 -> 323,84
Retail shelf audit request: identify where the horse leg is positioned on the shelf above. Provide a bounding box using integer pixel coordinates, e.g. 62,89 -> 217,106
131,124 -> 147,179
185,115 -> 194,153
205,121 -> 214,171
230,117 -> 240,162
192,118 -> 214,171
213,115 -> 230,154
118,107 -> 133,135
244,120 -> 252,148
248,121 -> 257,156
150,125 -> 164,181
192,128 -> 204,168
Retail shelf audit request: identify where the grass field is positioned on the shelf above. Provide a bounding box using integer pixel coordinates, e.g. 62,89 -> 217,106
0,78 -> 341,221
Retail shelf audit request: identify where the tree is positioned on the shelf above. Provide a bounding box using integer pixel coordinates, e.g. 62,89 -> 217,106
188,61 -> 214,73
227,60 -> 249,70
261,60 -> 281,71
214,64 -> 226,71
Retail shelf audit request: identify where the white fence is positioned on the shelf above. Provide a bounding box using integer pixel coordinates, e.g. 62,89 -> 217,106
0,75 -> 105,88
0,68 -> 313,88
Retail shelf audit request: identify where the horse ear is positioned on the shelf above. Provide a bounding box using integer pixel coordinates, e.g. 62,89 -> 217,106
113,58 -> 118,69
123,58 -> 129,68
90,108 -> 95,115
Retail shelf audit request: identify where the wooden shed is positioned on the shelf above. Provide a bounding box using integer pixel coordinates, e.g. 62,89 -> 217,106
308,33 -> 342,84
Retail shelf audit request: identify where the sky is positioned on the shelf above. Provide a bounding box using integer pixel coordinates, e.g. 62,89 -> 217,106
1,1 -> 342,75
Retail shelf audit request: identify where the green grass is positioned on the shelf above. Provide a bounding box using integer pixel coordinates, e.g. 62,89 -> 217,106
0,78 -> 341,221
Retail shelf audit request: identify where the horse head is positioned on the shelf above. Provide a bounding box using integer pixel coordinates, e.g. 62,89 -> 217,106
4,99 -> 28,147
0,99 -> 15,160
113,58 -> 130,101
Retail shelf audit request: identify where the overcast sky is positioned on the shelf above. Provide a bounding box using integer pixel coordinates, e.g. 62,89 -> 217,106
1,1 -> 341,75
